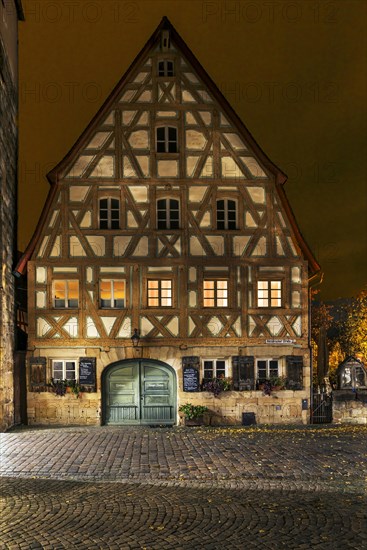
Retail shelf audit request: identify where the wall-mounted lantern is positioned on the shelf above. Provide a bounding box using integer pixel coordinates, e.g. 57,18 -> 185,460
131,328 -> 140,348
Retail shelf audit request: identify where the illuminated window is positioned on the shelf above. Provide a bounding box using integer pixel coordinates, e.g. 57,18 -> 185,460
53,280 -> 79,308
217,199 -> 237,230
257,280 -> 282,307
203,280 -> 228,307
148,280 -> 172,307
99,197 -> 120,229
52,360 -> 76,381
203,359 -> 227,380
257,359 -> 279,383
100,280 -> 125,308
157,198 -> 180,229
158,60 -> 174,76
156,126 -> 177,153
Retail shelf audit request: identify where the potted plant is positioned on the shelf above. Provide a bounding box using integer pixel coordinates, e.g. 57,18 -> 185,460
269,376 -> 287,390
202,376 -> 232,397
179,403 -> 208,426
49,378 -> 67,396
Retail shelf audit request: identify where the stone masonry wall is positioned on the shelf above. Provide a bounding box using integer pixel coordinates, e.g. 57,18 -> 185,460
26,345 -> 310,426
0,36 -> 18,432
333,390 -> 367,425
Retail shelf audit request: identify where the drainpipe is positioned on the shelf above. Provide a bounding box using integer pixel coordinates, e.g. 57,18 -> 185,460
308,271 -> 324,423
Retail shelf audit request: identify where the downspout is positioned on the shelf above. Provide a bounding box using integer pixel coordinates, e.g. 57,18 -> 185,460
308,271 -> 324,423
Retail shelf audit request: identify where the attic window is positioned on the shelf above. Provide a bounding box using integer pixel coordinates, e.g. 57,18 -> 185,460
161,30 -> 171,51
156,126 -> 177,153
158,60 -> 174,77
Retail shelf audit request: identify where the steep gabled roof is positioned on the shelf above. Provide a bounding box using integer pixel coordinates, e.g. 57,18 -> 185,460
15,16 -> 320,276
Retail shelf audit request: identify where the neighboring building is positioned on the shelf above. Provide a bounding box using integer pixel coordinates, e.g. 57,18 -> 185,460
16,17 -> 320,426
0,0 -> 24,431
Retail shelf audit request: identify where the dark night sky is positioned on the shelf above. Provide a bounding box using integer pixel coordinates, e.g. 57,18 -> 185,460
18,0 -> 367,300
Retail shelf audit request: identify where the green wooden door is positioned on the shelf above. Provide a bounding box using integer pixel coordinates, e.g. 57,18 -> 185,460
105,360 -> 176,425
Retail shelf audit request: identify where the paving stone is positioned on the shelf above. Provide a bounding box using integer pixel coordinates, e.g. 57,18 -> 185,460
0,425 -> 366,548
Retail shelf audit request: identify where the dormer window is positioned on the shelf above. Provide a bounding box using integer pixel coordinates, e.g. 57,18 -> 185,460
156,126 -> 177,153
158,60 -> 174,77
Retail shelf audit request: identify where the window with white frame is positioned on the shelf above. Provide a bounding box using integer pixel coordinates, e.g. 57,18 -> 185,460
203,359 -> 227,380
147,279 -> 172,307
256,359 -> 279,383
216,199 -> 237,230
156,126 -> 177,153
53,280 -> 79,308
257,280 -> 282,307
52,360 -> 76,381
99,197 -> 120,229
203,279 -> 228,307
158,60 -> 174,76
157,198 -> 180,229
100,280 -> 126,308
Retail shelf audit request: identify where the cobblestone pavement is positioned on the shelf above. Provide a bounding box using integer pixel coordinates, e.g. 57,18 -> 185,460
1,425 -> 366,549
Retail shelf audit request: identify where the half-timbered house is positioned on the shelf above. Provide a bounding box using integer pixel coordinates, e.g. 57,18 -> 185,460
16,17 -> 320,426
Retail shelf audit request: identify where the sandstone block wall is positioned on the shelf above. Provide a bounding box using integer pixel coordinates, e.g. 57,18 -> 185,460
0,35 -> 18,432
333,390 -> 367,425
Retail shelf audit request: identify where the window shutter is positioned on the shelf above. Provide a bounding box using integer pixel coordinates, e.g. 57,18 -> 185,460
286,356 -> 303,390
29,357 -> 47,389
182,356 -> 200,392
232,356 -> 255,390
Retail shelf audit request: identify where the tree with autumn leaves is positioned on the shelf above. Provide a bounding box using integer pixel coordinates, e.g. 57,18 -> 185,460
311,288 -> 367,389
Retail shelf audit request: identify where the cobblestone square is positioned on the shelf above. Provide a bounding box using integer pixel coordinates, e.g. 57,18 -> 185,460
1,425 -> 366,549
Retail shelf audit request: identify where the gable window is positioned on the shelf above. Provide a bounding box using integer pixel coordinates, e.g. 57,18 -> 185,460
257,280 -> 282,307
217,199 -> 237,230
157,198 -> 180,229
203,280 -> 228,307
100,280 -> 126,308
257,359 -> 279,383
203,359 -> 227,380
158,60 -> 174,77
53,280 -> 79,308
52,360 -> 76,381
99,198 -> 120,229
148,279 -> 172,307
156,126 -> 177,153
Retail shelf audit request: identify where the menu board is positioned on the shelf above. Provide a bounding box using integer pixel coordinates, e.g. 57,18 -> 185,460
183,366 -> 200,392
79,357 -> 96,390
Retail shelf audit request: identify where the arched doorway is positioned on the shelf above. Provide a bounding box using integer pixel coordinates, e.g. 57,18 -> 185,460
102,359 -> 176,425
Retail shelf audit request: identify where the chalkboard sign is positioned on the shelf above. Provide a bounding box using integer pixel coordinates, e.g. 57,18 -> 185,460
79,357 -> 96,390
183,366 -> 200,392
